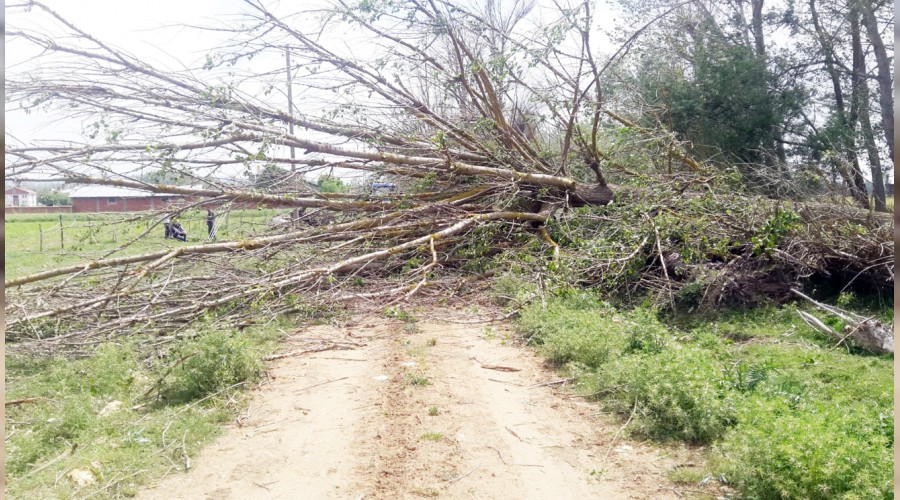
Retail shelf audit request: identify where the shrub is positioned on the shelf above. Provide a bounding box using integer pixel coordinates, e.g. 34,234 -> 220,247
715,399 -> 893,499
519,295 -> 623,368
160,331 -> 263,403
491,273 -> 538,306
594,346 -> 737,443
623,308 -> 671,354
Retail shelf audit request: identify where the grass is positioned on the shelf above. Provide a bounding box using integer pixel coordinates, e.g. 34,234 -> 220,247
4,209 -> 326,497
667,466 -> 706,485
384,306 -> 416,322
4,319 -> 288,498
518,293 -> 893,498
403,373 -> 431,387
427,406 -> 439,416
5,209 -> 288,281
419,432 -> 444,442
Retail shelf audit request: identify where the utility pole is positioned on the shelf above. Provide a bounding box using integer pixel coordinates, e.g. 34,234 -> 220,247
286,49 -> 296,172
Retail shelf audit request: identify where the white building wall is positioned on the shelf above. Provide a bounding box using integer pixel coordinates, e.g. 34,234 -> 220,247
5,193 -> 37,206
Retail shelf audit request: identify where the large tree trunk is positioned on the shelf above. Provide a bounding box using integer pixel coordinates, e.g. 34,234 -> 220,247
859,1 -> 894,164
809,0 -> 870,210
858,95 -> 888,212
851,9 -> 888,212
750,0 -> 766,57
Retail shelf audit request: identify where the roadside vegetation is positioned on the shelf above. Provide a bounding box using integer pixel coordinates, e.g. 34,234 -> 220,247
5,210 -> 343,497
516,290 -> 893,498
5,0 -> 894,497
5,319 -> 289,498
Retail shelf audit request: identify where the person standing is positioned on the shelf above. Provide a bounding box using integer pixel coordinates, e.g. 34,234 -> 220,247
207,207 -> 216,239
163,215 -> 172,239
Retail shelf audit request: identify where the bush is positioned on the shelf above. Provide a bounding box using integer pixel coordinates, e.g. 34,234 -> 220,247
491,273 -> 538,307
37,191 -> 71,206
623,308 -> 671,353
519,294 -> 624,368
715,399 -> 893,499
594,346 -> 737,443
160,331 -> 264,403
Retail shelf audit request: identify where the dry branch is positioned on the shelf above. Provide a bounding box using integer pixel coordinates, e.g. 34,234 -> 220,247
792,289 -> 893,354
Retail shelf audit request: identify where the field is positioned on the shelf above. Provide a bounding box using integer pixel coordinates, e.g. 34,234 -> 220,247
5,209 -> 288,281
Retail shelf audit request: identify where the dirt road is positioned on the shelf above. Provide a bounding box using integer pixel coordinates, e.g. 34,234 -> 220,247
140,313 -> 681,499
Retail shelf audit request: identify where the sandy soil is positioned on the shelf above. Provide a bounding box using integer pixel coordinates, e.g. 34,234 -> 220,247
139,313 -> 690,499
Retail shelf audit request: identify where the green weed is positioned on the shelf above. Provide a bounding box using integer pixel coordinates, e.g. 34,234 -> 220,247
519,294 -> 623,368
666,467 -> 706,485
518,295 -> 893,498
420,432 -> 444,441
403,373 -> 430,387
384,306 -> 415,322
5,321 -> 286,498
714,399 -> 893,499
593,346 -> 738,443
158,330 -> 266,403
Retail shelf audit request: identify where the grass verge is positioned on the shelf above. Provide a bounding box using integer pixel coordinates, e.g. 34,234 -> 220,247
518,291 -> 893,498
5,319 -> 288,498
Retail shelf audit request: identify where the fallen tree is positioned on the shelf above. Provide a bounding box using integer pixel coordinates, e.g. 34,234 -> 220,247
792,289 -> 893,354
5,1 -> 893,354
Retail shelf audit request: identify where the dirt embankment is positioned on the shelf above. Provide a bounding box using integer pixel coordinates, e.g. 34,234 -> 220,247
140,314 -> 685,499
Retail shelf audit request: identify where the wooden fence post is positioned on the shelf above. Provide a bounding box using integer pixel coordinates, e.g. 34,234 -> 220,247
59,214 -> 65,250
39,224 -> 43,252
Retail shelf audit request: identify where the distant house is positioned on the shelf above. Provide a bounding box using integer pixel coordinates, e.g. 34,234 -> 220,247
69,185 -> 183,213
5,187 -> 38,207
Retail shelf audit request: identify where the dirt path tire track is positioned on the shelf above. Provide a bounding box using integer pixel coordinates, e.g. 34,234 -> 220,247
140,315 -> 681,499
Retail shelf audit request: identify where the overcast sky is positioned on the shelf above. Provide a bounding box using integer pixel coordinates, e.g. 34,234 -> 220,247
7,0 -> 245,143
6,0 -> 625,140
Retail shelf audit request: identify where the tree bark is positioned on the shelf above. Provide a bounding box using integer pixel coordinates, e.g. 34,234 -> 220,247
851,7 -> 888,212
750,0 -> 766,57
859,1 -> 894,163
809,0 -> 870,209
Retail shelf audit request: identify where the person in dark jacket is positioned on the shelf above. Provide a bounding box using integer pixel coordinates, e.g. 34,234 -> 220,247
206,208 -> 216,239
171,221 -> 187,242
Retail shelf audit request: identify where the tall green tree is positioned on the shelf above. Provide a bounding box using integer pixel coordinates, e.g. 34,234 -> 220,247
635,31 -> 802,190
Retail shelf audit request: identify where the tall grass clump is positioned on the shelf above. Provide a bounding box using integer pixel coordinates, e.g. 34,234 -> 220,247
517,293 -> 893,497
714,399 -> 893,499
160,330 -> 266,403
518,292 -> 623,368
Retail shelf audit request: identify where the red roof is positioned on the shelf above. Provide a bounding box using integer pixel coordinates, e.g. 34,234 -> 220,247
6,187 -> 36,195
